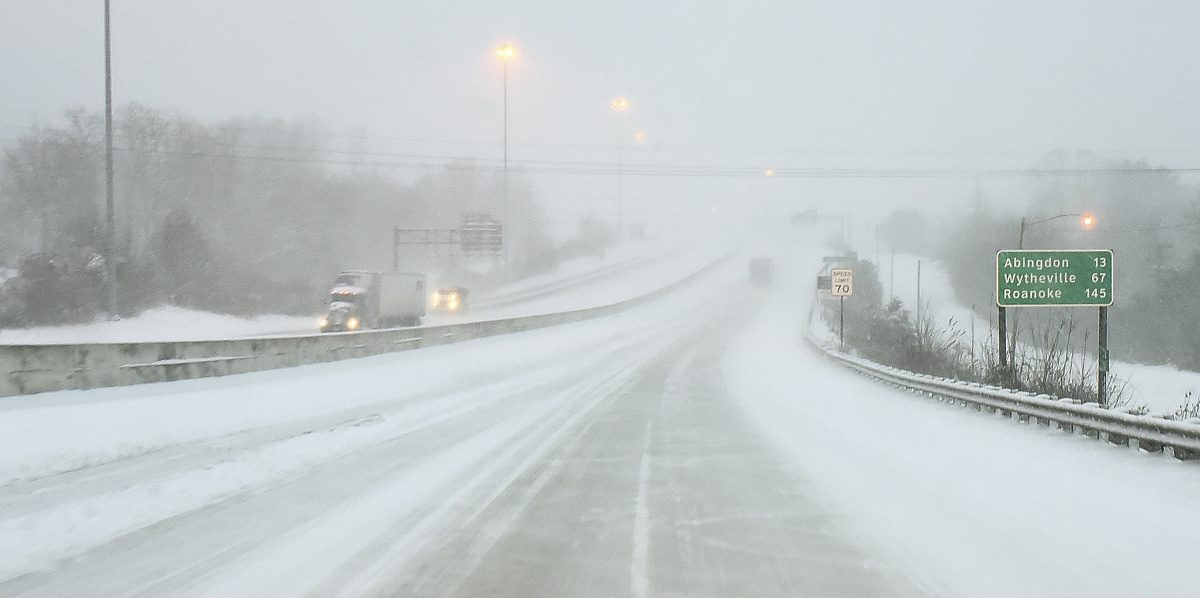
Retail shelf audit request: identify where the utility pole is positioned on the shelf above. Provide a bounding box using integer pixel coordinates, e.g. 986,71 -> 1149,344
916,260 -> 922,347
103,0 -> 118,319
874,224 -> 880,269
392,226 -> 400,271
889,250 -> 895,301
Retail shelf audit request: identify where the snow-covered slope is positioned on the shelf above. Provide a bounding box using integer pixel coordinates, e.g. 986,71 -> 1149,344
885,253 -> 1200,413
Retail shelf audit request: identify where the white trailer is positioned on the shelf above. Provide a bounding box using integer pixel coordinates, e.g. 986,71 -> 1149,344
375,272 -> 426,325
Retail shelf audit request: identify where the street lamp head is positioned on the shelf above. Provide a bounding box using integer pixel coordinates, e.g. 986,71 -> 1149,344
495,44 -> 515,60
610,97 -> 630,111
1081,213 -> 1096,229
633,130 -> 646,142
764,167 -> 775,177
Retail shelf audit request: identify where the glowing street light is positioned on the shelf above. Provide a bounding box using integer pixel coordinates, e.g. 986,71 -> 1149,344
1019,212 -> 1096,248
495,43 -> 515,268
610,96 -> 630,111
764,167 -> 775,177
633,130 -> 646,142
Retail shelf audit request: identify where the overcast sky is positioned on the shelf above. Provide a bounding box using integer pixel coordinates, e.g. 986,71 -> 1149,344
3,1 -> 1199,221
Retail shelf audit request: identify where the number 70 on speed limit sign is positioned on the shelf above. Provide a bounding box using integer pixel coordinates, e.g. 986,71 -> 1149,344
830,268 -> 853,297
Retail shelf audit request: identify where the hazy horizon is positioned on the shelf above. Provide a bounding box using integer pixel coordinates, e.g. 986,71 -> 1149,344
4,1 -> 1199,223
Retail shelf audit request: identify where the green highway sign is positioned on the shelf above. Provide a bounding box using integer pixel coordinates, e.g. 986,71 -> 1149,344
996,249 -> 1113,307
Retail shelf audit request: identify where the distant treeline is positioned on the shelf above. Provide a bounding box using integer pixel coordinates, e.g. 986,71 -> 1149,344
0,105 -> 607,327
876,150 -> 1200,370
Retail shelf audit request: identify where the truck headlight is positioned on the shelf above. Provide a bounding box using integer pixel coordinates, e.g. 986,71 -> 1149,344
318,317 -> 329,329
347,317 -> 360,330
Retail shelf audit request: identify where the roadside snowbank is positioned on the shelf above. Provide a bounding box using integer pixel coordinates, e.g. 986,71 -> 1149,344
0,306 -> 315,345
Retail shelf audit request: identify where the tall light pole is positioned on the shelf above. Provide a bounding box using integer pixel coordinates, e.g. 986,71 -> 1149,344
104,0 -> 118,318
609,96 -> 630,239
495,44 -> 514,268
1019,212 -> 1095,249
1000,211 -> 1097,370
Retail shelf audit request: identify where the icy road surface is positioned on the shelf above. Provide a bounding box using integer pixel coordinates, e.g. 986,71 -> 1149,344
0,258 -> 916,597
2,245 -> 1199,597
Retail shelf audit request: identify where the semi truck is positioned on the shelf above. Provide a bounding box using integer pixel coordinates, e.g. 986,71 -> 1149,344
319,270 -> 426,332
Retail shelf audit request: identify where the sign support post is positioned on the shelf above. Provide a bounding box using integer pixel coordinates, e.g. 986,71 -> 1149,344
830,267 -> 854,351
839,296 -> 845,350
1098,306 -> 1109,408
997,306 -> 1008,368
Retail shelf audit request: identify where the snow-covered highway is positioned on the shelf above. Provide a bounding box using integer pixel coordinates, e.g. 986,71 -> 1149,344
2,244 -> 1200,597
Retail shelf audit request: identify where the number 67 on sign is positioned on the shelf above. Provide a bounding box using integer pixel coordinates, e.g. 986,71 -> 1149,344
831,268 -> 853,297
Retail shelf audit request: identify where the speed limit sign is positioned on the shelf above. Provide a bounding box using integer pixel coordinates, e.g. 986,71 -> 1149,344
830,268 -> 853,297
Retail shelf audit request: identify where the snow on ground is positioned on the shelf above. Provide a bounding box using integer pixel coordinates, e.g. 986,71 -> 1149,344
471,237 -> 672,299
725,245 -> 1200,598
441,249 -> 723,321
883,252 -> 1200,413
0,306 -> 315,345
0,253 -> 733,483
0,257 -> 744,584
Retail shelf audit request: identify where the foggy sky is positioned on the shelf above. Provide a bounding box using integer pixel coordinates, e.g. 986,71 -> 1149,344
3,1 -> 1199,221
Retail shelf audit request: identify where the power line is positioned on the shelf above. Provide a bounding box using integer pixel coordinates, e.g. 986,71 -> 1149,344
5,134 -> 1200,180
8,119 -> 1200,160
1044,221 -> 1200,234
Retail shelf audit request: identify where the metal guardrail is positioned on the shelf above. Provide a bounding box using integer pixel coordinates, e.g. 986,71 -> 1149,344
0,257 -> 728,398
811,338 -> 1200,460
